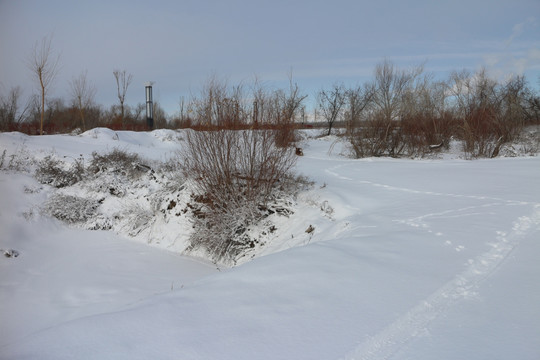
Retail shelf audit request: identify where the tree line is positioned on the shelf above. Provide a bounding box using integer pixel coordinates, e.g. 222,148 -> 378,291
0,35 -> 168,134
1,36 -> 539,157
319,61 -> 540,158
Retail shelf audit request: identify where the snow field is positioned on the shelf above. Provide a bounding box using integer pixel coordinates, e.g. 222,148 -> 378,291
1,128 -> 539,359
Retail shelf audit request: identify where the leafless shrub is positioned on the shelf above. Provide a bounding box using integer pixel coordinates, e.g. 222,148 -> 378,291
0,149 -> 6,169
42,194 -> 100,223
447,69 -> 534,158
35,155 -> 84,187
516,126 -> 540,155
70,70 -> 96,131
0,86 -> 31,131
399,112 -> 459,156
184,129 -> 296,208
0,145 -> 35,172
181,74 -> 306,149
347,62 -> 537,158
181,128 -> 298,264
273,74 -> 307,147
344,84 -> 374,135
88,148 -> 148,179
119,200 -> 153,237
348,60 -> 426,157
188,75 -> 247,128
371,60 -> 424,123
349,115 -> 404,157
459,108 -> 499,158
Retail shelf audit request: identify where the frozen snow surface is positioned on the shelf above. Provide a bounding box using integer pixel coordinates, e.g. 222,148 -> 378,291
1,129 -> 539,359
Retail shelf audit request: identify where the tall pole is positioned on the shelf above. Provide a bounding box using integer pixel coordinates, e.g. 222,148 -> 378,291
253,100 -> 258,127
145,83 -> 154,130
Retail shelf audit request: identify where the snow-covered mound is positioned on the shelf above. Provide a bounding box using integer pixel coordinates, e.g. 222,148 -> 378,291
1,129 -> 539,359
1,128 -> 319,262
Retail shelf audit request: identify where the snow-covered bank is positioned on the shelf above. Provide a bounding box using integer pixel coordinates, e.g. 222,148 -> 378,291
0,172 -> 218,349
1,130 -> 539,359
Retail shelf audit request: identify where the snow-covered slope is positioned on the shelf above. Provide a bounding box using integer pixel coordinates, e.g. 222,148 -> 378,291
1,129 -> 539,359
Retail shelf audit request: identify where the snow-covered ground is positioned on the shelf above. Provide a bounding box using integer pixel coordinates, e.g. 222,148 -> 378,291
1,129 -> 539,359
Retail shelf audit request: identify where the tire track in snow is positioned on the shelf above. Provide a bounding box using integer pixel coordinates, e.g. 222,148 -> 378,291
341,205 -> 540,360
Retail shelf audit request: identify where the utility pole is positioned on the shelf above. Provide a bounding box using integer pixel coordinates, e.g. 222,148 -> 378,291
145,82 -> 154,130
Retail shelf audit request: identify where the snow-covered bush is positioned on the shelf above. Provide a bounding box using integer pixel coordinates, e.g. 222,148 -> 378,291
42,194 -> 101,224
185,174 -> 305,264
34,147 -> 194,249
89,148 -> 148,180
120,200 -> 154,237
1,145 -> 35,172
0,149 -> 5,169
27,138 -> 309,265
181,129 -> 301,264
35,155 -> 84,188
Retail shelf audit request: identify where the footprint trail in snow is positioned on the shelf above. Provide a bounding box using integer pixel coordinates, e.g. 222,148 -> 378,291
323,164 -> 540,360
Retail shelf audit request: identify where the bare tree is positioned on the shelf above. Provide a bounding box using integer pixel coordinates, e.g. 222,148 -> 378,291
274,72 -> 307,146
45,97 -> 66,131
70,70 -> 96,131
177,96 -> 189,126
0,86 -> 30,131
250,79 -> 280,127
279,71 -> 308,124
317,83 -> 346,135
113,69 -> 133,127
448,68 -> 499,120
27,35 -> 60,135
523,77 -> 540,123
189,75 -> 247,128
193,75 -> 226,126
447,68 -> 521,158
348,60 -> 424,157
152,101 -> 168,128
345,83 -> 374,134
371,59 -> 423,122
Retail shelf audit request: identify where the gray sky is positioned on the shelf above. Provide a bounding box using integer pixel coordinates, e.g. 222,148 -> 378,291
1,0 -> 539,116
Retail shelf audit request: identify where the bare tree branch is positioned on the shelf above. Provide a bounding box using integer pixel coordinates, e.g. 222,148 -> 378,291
317,83 -> 346,135
70,70 -> 96,131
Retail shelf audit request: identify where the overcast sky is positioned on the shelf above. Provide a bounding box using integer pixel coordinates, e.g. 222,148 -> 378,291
1,0 -> 539,115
